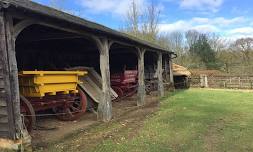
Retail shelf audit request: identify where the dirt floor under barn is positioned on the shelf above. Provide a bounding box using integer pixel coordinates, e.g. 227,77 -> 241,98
31,92 -> 160,149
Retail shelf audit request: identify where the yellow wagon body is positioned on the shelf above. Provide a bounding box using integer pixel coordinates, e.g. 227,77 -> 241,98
19,71 -> 87,97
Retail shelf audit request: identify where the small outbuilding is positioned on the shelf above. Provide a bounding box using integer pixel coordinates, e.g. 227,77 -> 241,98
173,64 -> 191,89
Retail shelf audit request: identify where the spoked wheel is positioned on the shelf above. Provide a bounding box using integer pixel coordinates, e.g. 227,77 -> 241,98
145,82 -> 152,95
126,87 -> 137,97
112,86 -> 124,99
54,88 -> 87,121
20,95 -> 36,132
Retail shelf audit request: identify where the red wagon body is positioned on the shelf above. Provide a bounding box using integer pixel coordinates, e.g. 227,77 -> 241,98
111,70 -> 138,99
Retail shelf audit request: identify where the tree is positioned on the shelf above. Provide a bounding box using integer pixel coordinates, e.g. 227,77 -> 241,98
123,0 -> 160,43
234,37 -> 253,65
163,31 -> 186,65
185,30 -> 200,48
125,0 -> 141,37
141,1 -> 160,42
189,34 -> 218,69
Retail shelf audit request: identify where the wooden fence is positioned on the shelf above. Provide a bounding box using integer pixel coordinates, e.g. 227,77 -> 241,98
190,75 -> 253,89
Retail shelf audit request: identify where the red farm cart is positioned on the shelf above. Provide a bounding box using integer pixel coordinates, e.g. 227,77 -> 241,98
111,68 -> 138,100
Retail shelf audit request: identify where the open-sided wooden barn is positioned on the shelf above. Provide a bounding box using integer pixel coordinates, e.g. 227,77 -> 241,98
0,0 -> 175,150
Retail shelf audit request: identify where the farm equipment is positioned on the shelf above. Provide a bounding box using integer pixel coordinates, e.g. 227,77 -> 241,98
111,69 -> 138,100
19,71 -> 87,132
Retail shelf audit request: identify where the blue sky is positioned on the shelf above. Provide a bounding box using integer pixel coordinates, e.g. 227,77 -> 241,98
32,0 -> 253,39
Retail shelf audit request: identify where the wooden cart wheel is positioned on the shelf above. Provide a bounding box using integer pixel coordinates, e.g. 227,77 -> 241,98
54,88 -> 87,121
112,86 -> 124,98
145,82 -> 152,95
126,87 -> 138,97
20,95 -> 36,132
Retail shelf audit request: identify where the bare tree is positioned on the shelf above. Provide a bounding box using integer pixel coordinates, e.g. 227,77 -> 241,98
123,0 -> 160,43
125,0 -> 141,37
208,33 -> 223,52
185,30 -> 200,48
234,37 -> 253,64
141,1 -> 160,42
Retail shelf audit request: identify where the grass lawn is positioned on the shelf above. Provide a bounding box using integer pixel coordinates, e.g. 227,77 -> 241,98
36,89 -> 253,152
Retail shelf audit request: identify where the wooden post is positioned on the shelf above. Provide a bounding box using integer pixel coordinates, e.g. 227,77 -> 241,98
200,74 -> 208,88
137,48 -> 145,106
4,14 -> 22,139
157,52 -> 164,97
238,77 -> 241,89
164,54 -> 170,82
204,75 -> 208,88
168,56 -> 174,90
93,37 -> 112,122
0,11 -> 23,140
0,11 -> 15,139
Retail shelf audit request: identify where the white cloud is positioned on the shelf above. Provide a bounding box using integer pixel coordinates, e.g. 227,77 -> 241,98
192,24 -> 219,33
159,20 -> 190,32
77,0 -> 146,16
159,21 -> 219,33
180,0 -> 224,12
192,17 -> 246,26
228,27 -> 253,35
159,16 -> 253,39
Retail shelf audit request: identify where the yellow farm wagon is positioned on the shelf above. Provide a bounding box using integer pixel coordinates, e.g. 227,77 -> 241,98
19,71 -> 87,132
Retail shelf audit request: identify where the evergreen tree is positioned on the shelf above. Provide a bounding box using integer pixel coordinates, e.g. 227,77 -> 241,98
190,34 -> 218,69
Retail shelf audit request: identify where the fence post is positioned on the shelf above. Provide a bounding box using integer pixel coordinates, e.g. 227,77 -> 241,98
200,74 -> 208,88
204,75 -> 208,88
223,82 -> 227,88
239,77 -> 241,89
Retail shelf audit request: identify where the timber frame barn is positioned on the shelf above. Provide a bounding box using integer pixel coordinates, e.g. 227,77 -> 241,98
0,0 -> 175,145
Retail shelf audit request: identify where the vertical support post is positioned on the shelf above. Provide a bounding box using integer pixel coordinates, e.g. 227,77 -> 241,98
164,54 -> 170,82
0,11 -> 16,139
157,52 -> 164,97
168,55 -> 175,91
93,37 -> 112,122
137,48 -> 145,106
169,56 -> 174,89
4,14 -> 22,139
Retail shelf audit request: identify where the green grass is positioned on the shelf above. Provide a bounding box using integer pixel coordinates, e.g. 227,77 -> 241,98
35,89 -> 253,152
92,89 -> 253,152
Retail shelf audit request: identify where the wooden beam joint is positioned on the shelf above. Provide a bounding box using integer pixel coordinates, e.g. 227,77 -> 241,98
13,19 -> 36,40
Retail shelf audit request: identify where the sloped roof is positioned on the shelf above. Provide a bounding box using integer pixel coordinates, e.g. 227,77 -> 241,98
173,63 -> 191,77
1,0 -> 174,54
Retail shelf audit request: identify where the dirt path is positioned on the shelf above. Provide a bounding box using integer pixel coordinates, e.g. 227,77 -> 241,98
33,94 -> 159,151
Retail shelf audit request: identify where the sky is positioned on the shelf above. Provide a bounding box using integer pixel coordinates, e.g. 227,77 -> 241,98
32,0 -> 253,40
